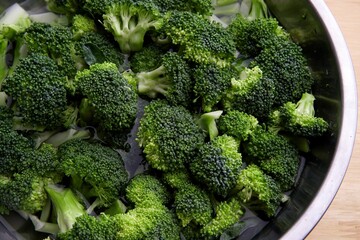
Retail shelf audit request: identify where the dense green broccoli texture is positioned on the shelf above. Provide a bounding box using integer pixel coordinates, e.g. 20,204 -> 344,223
235,164 -> 282,218
102,0 -> 163,53
193,63 -> 235,112
222,66 -> 275,120
269,93 -> 329,137
136,52 -> 193,107
244,127 -> 300,191
75,62 -> 137,133
71,14 -> 97,40
129,44 -> 164,73
153,0 -> 213,16
163,11 -> 236,67
2,53 -> 72,130
137,100 -> 205,171
58,139 -> 128,209
190,135 -> 242,196
218,110 -> 258,142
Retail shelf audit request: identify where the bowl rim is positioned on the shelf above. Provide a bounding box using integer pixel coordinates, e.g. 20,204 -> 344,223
280,1 -> 358,239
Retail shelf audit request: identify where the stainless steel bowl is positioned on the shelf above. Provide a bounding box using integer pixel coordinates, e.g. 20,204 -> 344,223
0,0 -> 357,239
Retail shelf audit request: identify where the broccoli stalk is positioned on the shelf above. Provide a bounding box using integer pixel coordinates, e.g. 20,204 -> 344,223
45,185 -> 86,234
137,65 -> 170,98
103,1 -> 163,53
197,110 -> 223,140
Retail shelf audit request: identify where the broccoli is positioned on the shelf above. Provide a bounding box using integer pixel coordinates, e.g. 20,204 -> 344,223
163,11 -> 236,67
227,14 -> 288,57
235,164 -> 282,218
0,4 -> 31,86
74,32 -> 125,70
57,213 -> 119,240
114,204 -> 181,240
190,135 -> 242,196
0,170 -> 61,215
136,52 -> 193,107
58,139 -> 129,209
193,63 -> 236,112
197,110 -> 223,140
125,173 -> 171,207
75,62 -> 137,133
129,44 -> 165,73
102,0 -> 163,53
2,53 -> 74,130
250,36 -> 313,106
137,100 -> 205,171
239,0 -> 269,20
153,0 -> 213,16
244,127 -> 300,191
163,170 -> 213,227
71,14 -> 97,40
218,110 -> 258,142
201,198 -> 244,238
222,66 -> 275,120
45,0 -> 81,16
268,93 -> 329,137
21,22 -> 77,78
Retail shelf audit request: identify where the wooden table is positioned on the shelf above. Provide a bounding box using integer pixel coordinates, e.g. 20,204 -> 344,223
306,0 -> 360,239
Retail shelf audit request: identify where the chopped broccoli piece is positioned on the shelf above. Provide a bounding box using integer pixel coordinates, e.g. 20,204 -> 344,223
137,100 -> 205,171
235,164 -> 282,218
45,0 -> 80,16
163,11 -> 236,67
103,0 -> 163,53
197,110 -> 223,140
269,93 -> 329,137
222,66 -> 276,120
129,44 -> 165,73
2,53 -> 71,129
71,14 -> 97,40
218,110 -> 258,142
136,52 -> 193,107
153,0 -> 213,16
58,139 -> 129,208
193,63 -> 236,112
190,135 -> 242,196
75,62 -> 137,133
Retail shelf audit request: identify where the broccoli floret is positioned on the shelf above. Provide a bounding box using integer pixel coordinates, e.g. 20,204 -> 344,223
71,14 -> 97,40
74,32 -> 125,70
190,135 -> 242,196
193,63 -> 235,112
269,93 -> 329,137
164,170 -> 213,227
0,3 -> 31,86
58,139 -> 129,209
22,22 -> 77,78
136,52 -> 193,107
197,110 -> 223,140
137,100 -> 205,171
222,66 -> 275,120
218,110 -> 258,142
114,205 -> 181,240
2,53 -> 72,129
227,14 -> 288,57
0,170 -> 62,214
163,11 -> 236,67
75,62 -> 137,133
235,164 -> 282,218
45,185 -> 87,234
81,0 -> 115,17
153,0 -> 213,16
201,198 -> 244,238
45,0 -> 80,16
103,0 -> 163,53
129,44 -> 165,73
250,36 -> 313,106
126,174 -> 171,207
57,213 -> 119,240
244,127 -> 300,191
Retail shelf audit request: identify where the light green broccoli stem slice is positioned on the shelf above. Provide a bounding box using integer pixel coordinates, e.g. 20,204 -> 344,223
295,92 -> 316,116
197,110 -> 223,140
136,65 -> 170,98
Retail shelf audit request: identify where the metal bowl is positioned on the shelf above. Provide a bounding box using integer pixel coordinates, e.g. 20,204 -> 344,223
0,0 -> 357,239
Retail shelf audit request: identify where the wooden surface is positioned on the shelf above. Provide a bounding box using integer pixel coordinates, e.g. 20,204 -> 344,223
306,0 -> 360,239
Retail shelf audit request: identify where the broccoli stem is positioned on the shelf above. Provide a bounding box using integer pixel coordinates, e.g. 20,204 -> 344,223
197,110 -> 223,140
137,65 -> 170,98
213,0 -> 239,7
0,40 -> 9,86
295,93 -> 315,116
104,199 -> 127,216
0,92 -> 7,106
45,185 -> 86,233
29,215 -> 60,234
44,128 -> 91,147
213,2 -> 241,16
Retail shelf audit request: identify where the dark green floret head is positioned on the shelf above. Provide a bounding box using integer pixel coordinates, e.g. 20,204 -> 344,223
75,62 -> 138,132
190,135 -> 242,196
137,100 -> 205,171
